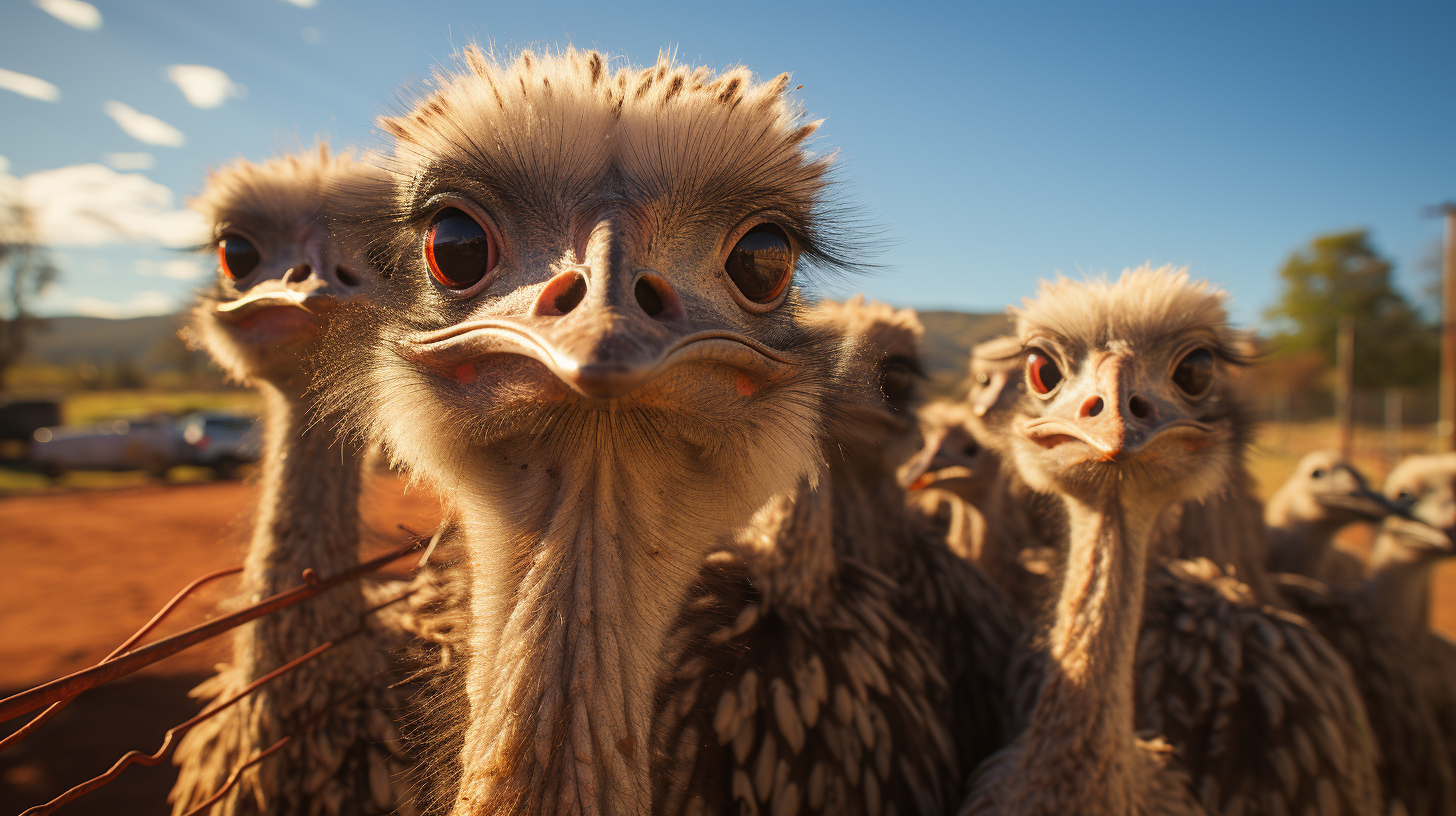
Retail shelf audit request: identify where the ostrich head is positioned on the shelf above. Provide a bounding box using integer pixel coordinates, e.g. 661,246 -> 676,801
905,335 -> 1022,503
1380,453 -> 1456,562
806,296 -> 925,477
321,45 -> 849,532
1267,450 -> 1401,529
998,266 -> 1251,508
185,144 -> 383,387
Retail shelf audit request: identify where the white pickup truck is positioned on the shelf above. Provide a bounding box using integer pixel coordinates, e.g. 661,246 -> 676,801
30,411 -> 259,479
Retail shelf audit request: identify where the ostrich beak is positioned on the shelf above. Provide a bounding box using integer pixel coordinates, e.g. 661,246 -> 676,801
1313,466 -> 1405,521
404,269 -> 799,400
214,278 -> 338,331
1387,516 -> 1455,553
899,426 -> 946,489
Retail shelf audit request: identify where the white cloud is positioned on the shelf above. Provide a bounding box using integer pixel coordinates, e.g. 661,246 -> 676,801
134,258 -> 204,280
166,65 -> 246,110
0,68 -> 61,102
0,156 -> 10,175
280,0 -> 318,7
72,292 -> 178,319
0,163 -> 207,248
103,101 -> 186,148
103,152 -> 155,171
32,0 -> 101,31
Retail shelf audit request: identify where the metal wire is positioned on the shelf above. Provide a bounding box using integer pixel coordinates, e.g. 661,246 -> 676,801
15,586 -> 419,816
0,565 -> 245,756
0,534 -> 426,725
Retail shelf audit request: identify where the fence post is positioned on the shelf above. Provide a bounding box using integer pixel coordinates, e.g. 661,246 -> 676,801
1336,318 -> 1355,460
1384,388 -> 1402,474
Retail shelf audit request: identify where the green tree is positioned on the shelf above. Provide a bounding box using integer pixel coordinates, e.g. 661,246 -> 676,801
1263,230 -> 1438,390
0,200 -> 59,390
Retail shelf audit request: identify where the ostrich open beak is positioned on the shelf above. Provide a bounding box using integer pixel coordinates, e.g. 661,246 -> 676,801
1312,465 -> 1406,521
215,277 -> 336,324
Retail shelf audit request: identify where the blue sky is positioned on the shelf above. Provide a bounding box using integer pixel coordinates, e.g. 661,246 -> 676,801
0,0 -> 1451,328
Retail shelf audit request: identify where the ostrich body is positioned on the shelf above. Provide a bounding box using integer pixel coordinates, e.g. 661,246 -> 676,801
170,146 -> 408,816
1266,450 -> 1397,586
315,49 -> 928,815
654,298 -> 1018,814
964,268 -> 1380,816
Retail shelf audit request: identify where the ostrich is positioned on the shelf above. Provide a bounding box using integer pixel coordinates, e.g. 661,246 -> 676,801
1274,470 -> 1456,816
905,400 -> 994,560
963,267 -> 1381,816
313,48 -> 1015,814
170,145 -> 411,816
653,296 -> 1017,815
1265,450 -> 1399,585
905,335 -> 1063,619
1366,454 -> 1456,755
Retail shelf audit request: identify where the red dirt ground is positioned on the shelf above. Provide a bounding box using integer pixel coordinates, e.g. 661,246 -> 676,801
0,474 -> 441,815
2,475 -> 1453,814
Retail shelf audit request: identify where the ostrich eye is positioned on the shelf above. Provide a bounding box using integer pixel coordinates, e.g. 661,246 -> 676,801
726,223 -> 793,304
878,355 -> 919,412
425,207 -> 496,289
217,234 -> 259,280
1311,469 -> 1327,479
1026,350 -> 1062,396
1172,348 -> 1215,397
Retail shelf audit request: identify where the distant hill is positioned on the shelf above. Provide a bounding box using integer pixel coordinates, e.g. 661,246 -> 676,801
17,310 -> 1011,392
915,310 -> 1013,395
22,315 -> 189,370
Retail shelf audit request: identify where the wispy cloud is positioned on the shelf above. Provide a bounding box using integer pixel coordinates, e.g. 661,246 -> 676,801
166,65 -> 246,110
279,0 -> 319,8
134,258 -> 204,280
103,152 -> 155,171
72,292 -> 179,319
32,0 -> 101,31
0,163 -> 207,248
103,101 -> 186,148
0,68 -> 61,102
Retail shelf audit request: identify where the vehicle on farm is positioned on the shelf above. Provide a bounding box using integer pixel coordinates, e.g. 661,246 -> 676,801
29,411 -> 259,479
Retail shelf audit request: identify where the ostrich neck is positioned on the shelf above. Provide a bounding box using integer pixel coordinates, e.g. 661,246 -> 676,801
1362,535 -> 1437,636
235,383 -> 365,676
1022,487 -> 1158,802
450,437 -> 735,816
1266,517 -> 1345,575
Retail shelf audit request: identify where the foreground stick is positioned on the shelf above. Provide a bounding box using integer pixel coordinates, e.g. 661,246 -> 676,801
964,268 -> 1380,816
318,48 -> 874,815
172,146 -> 409,815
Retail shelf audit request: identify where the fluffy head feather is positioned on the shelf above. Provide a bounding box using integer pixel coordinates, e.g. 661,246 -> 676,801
1013,265 -> 1250,362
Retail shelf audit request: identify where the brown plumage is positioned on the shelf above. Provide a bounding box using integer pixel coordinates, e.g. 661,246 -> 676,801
964,267 -> 1381,816
312,48 -> 916,815
170,144 -> 412,816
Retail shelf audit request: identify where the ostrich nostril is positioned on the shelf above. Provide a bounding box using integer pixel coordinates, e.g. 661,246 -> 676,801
554,276 -> 586,314
1129,395 -> 1155,419
284,263 -> 311,283
635,278 -> 663,316
1081,397 -> 1104,418
633,274 -> 682,320
336,265 -> 359,287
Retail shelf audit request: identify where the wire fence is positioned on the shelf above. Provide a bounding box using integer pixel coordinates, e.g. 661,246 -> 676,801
0,528 -> 434,816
